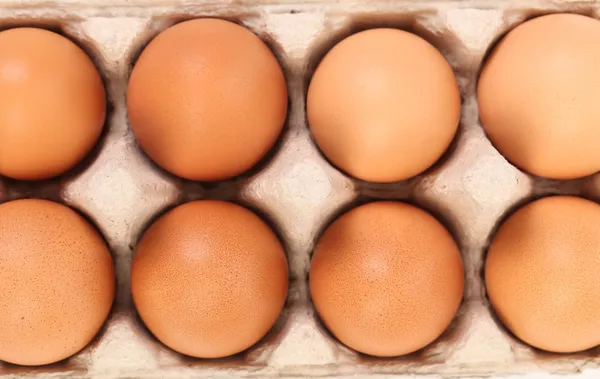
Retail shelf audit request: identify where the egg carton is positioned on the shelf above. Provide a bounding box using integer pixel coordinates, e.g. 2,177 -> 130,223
1,0 -> 600,378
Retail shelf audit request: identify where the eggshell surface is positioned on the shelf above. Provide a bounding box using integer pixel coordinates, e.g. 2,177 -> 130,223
307,28 -> 461,183
478,14 -> 600,179
0,28 -> 106,181
309,201 -> 464,356
131,200 -> 289,358
485,196 -> 600,353
127,19 -> 288,181
0,199 -> 115,366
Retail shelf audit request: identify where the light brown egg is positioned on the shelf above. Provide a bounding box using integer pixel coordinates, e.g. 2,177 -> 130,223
131,200 -> 288,358
0,28 -> 106,181
0,199 -> 114,366
486,196 -> 600,353
309,201 -> 464,357
478,14 -> 600,179
307,28 -> 460,183
127,19 -> 288,181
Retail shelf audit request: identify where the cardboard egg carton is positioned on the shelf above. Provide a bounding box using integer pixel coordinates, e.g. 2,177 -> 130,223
1,0 -> 599,377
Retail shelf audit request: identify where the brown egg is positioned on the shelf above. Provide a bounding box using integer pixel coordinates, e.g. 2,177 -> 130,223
486,196 -> 600,353
478,14 -> 600,179
0,199 -> 114,366
127,19 -> 288,181
309,201 -> 464,356
307,28 -> 460,183
0,28 -> 106,181
131,200 -> 288,358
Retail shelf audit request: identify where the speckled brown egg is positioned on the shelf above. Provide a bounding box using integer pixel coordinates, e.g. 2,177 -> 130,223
0,199 -> 115,366
131,200 -> 288,358
127,19 -> 288,181
309,201 -> 464,356
486,196 -> 600,353
0,28 -> 106,180
478,14 -> 600,179
307,28 -> 461,183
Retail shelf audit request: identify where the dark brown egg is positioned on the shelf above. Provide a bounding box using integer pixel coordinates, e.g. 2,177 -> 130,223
309,201 -> 464,356
131,200 -> 288,358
